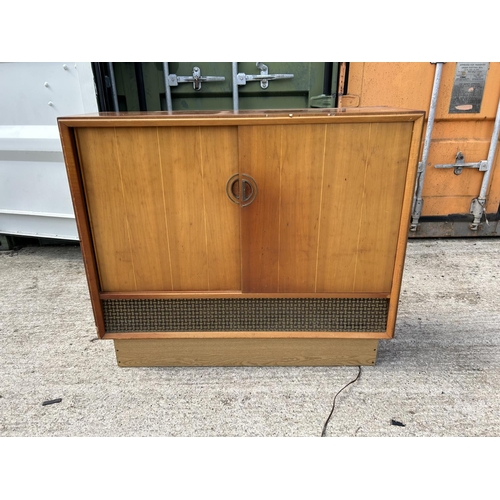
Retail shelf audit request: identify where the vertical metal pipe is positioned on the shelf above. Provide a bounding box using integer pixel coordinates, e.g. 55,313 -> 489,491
470,92 -> 500,229
232,62 -> 239,112
479,95 -> 500,199
162,62 -> 173,112
410,62 -> 444,230
134,62 -> 147,112
415,63 -> 443,198
107,62 -> 119,112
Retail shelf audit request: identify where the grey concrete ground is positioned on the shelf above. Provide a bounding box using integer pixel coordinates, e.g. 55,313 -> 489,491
0,238 -> 499,437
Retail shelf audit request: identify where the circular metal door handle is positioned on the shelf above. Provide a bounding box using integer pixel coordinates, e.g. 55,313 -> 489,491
226,174 -> 258,206
226,174 -> 240,205
240,175 -> 258,206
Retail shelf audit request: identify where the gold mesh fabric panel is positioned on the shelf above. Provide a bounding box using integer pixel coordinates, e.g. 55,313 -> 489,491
103,298 -> 389,333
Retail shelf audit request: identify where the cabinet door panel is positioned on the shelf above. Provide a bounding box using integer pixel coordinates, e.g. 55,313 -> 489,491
351,121 -> 413,292
239,126 -> 282,292
77,126 -> 240,292
158,126 -> 241,291
316,121 -> 413,292
240,123 -> 326,293
239,121 -> 413,294
76,128 -> 139,292
278,124 -> 326,292
315,123 -> 370,292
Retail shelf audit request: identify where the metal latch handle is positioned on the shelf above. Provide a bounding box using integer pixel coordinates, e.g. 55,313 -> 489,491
236,62 -> 294,89
167,66 -> 225,91
434,151 -> 488,175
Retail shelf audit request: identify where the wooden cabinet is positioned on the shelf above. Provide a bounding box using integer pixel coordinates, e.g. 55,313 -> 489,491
59,108 -> 424,366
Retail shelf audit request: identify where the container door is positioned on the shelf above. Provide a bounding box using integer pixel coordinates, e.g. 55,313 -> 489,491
94,62 -> 338,111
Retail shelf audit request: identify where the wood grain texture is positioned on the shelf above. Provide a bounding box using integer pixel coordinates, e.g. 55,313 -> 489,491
157,126 -> 240,290
278,124 -> 326,292
239,125 -> 282,292
114,338 -> 379,366
100,291 -> 390,300
352,121 -> 413,292
316,123 -> 372,292
76,128 -> 137,291
241,121 -> 413,295
197,127 -> 241,289
158,127 -> 207,289
77,127 -> 175,291
316,121 -> 413,293
77,126 -> 240,292
59,124 -> 106,337
114,128 -> 173,290
240,124 -> 328,292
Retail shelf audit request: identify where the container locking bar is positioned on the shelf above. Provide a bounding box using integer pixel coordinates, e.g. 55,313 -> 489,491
236,62 -> 294,89
167,66 -> 225,91
434,152 -> 488,175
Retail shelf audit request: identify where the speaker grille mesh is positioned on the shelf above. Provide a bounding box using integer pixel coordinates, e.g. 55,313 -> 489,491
102,298 -> 389,333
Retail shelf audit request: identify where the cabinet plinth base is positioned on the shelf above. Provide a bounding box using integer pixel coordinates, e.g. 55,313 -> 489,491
113,338 -> 378,367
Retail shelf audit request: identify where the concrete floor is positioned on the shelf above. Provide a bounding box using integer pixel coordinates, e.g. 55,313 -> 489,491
0,238 -> 499,437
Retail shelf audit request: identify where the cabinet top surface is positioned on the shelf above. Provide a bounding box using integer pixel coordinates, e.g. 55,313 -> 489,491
58,107 -> 425,128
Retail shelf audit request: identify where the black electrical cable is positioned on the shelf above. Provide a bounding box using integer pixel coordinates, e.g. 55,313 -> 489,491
321,366 -> 362,437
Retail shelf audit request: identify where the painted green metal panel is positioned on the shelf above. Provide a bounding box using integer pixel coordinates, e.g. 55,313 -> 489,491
112,62 -> 338,111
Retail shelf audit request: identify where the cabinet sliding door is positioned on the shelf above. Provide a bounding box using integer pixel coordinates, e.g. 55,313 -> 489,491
77,126 -> 241,292
238,121 -> 413,294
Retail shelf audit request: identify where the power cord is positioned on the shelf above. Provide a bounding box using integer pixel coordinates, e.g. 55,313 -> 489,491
321,366 -> 362,437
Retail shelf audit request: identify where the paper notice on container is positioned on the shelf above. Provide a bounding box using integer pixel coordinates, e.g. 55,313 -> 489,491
449,62 -> 489,114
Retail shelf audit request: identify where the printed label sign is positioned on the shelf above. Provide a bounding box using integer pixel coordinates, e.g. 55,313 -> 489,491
449,62 -> 489,114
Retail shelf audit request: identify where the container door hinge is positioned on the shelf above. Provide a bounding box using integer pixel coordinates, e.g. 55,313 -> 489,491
167,66 -> 225,91
434,151 -> 488,175
236,62 -> 294,89
470,197 -> 489,231
410,199 -> 424,232
409,164 -> 426,231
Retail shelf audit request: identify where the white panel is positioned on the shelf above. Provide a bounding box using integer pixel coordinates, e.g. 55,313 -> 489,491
0,213 -> 78,240
0,62 -> 98,125
0,125 -> 62,151
0,62 -> 98,240
0,159 -> 74,214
